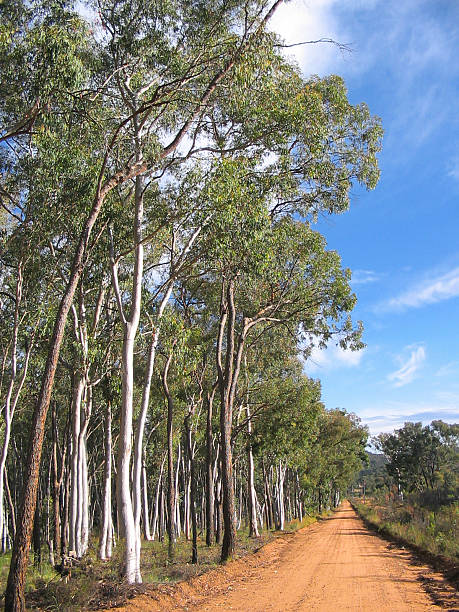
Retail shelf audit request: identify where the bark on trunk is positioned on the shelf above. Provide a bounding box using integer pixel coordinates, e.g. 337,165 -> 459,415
32,495 -> 41,570
217,280 -> 247,561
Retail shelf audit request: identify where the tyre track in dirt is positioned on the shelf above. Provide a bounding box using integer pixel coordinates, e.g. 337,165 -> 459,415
103,501 -> 458,611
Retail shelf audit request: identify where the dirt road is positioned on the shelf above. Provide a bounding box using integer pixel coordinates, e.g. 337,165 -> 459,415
107,501 -> 458,611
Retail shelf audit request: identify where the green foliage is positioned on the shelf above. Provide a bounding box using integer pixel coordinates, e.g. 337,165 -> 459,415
375,420 -> 459,503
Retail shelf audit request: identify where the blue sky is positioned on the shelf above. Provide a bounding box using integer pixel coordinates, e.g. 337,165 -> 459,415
271,0 -> 459,435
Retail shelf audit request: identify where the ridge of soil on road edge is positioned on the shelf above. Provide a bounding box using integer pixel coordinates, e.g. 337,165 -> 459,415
98,510 -> 332,611
350,499 -> 459,591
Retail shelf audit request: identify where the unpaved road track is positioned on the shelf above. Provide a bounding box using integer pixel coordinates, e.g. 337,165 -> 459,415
106,501 -> 458,611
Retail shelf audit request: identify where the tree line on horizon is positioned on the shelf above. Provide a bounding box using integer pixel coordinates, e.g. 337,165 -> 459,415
365,420 -> 458,506
0,1 -> 382,609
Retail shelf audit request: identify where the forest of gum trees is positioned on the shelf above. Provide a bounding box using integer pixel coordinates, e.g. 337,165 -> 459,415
0,1 -> 382,609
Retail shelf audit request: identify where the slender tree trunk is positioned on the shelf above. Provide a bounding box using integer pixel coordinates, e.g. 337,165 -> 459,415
277,461 -> 285,530
162,348 -> 176,559
215,476 -> 222,545
152,456 -> 165,540
141,450 -> 152,541
184,410 -> 198,564
175,443 -> 182,540
32,494 -> 41,570
61,461 -> 70,560
245,362 -> 259,538
262,462 -> 273,530
247,444 -> 259,536
79,385 -> 91,556
117,324 -> 140,582
205,388 -> 216,547
51,403 -> 61,565
5,469 -> 16,543
111,162 -> 145,584
69,374 -> 85,557
216,282 -> 234,561
132,296 -> 170,552
99,401 -> 113,560
217,280 -> 248,561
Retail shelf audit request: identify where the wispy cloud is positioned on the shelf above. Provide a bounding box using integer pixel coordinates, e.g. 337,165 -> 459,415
447,155 -> 459,181
384,267 -> 459,311
304,342 -> 365,374
351,269 -> 380,285
269,0 -> 343,75
388,345 -> 425,387
435,361 -> 459,378
359,400 -> 458,435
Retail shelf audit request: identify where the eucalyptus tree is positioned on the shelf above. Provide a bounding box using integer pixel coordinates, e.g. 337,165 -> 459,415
375,421 -> 459,498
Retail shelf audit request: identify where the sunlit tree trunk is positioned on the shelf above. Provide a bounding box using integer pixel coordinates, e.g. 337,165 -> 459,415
99,401 -> 113,560
161,346 -> 176,559
184,406 -> 198,563
205,387 -> 216,546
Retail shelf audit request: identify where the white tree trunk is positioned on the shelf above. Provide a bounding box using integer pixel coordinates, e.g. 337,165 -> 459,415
152,456 -> 165,540
246,403 -> 259,537
277,461 -> 286,531
99,402 -> 113,560
0,266 -> 32,551
175,442 -> 182,539
69,375 -> 85,556
141,456 -> 152,541
132,283 -> 172,554
113,165 -> 144,584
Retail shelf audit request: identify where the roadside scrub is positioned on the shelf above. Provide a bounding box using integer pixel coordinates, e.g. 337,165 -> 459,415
351,498 -> 458,587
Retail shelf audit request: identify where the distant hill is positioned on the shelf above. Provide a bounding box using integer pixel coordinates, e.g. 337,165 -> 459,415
352,452 -> 389,495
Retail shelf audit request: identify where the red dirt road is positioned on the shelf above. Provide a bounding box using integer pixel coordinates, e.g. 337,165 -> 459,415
105,501 -> 458,611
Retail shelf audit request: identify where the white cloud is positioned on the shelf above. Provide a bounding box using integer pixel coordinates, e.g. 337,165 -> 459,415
270,0 -> 459,160
359,400 -> 458,436
351,269 -> 380,285
269,0 -> 349,76
387,345 -> 425,388
304,342 -> 365,374
384,267 -> 459,311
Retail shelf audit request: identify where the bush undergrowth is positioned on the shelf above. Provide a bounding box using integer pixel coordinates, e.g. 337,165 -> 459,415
353,498 -> 459,562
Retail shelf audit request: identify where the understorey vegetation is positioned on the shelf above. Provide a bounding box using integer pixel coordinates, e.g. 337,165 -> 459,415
0,0 -> 382,609
353,421 -> 459,566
